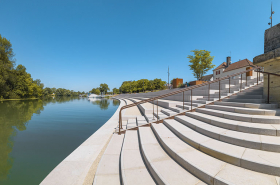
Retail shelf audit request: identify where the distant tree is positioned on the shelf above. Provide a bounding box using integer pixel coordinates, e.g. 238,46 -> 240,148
90,88 -> 101,95
112,88 -> 119,94
99,83 -> 110,94
187,50 -> 215,80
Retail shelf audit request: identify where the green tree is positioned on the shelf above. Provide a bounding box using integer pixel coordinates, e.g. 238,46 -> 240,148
112,88 -> 119,94
99,83 -> 110,94
187,50 -> 215,80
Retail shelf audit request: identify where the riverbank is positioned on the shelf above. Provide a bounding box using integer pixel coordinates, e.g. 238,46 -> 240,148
40,98 -> 125,185
0,98 -> 39,101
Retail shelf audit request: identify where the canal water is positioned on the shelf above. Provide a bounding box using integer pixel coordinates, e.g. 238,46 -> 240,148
0,97 -> 119,185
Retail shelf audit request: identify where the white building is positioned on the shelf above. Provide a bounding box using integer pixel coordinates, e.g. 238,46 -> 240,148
213,57 -> 258,80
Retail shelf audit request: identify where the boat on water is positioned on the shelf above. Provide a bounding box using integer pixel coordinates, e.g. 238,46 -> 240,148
87,94 -> 102,98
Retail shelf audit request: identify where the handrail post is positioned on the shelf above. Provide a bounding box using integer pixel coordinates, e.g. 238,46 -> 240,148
240,74 -> 242,92
119,109 -> 122,134
229,77 -> 230,94
208,83 -> 210,101
191,89 -> 192,110
257,69 -> 259,85
219,80 -> 220,101
157,99 -> 158,121
246,73 -> 247,86
153,99 -> 155,120
183,92 -> 184,110
268,74 -> 270,104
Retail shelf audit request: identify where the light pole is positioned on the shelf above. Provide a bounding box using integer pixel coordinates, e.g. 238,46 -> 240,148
167,66 -> 170,89
268,3 -> 275,28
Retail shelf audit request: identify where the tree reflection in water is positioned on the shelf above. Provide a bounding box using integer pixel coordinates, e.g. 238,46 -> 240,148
0,100 -> 44,180
89,98 -> 110,110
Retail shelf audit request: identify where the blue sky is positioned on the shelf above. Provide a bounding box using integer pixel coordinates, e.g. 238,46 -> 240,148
1,0 -> 279,92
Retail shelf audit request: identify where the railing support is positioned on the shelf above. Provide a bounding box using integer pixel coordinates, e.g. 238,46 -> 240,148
191,89 -> 192,110
183,92 -> 184,110
240,74 -> 242,92
219,80 -> 220,101
257,70 -> 259,85
267,74 -> 270,104
229,77 -> 230,94
153,99 -> 155,120
208,84 -> 210,101
157,99 -> 158,121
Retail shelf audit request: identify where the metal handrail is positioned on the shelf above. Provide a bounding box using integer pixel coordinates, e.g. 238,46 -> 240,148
258,71 -> 280,103
118,66 -> 262,134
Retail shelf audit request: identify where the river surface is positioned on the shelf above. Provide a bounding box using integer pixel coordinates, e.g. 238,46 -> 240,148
0,97 -> 119,185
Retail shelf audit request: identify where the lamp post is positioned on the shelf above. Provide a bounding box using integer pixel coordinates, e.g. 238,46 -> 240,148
268,3 -> 275,28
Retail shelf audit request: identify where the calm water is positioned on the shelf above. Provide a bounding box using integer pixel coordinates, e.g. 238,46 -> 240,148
0,97 -> 119,185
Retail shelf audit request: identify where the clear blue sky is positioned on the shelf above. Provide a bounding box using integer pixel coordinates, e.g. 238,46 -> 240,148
1,0 -> 279,92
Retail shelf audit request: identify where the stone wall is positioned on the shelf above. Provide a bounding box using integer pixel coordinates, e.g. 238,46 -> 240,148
254,23 -> 280,107
265,24 -> 280,53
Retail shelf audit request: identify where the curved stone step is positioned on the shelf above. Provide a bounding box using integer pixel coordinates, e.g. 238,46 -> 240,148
151,123 -> 279,185
196,108 -> 280,124
229,95 -> 263,99
214,101 -> 278,109
175,115 -> 280,152
161,108 -> 177,116
138,127 -> 205,185
185,111 -> 278,136
121,130 -> 155,185
205,105 -> 279,116
93,134 -> 124,185
164,119 -> 280,176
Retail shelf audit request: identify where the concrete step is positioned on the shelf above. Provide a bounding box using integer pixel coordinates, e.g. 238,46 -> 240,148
153,112 -> 168,120
196,108 -> 280,124
222,98 -> 265,103
93,134 -> 124,185
121,130 -> 155,185
229,95 -> 263,99
151,123 -> 279,185
175,115 -> 280,152
127,119 -> 137,129
214,101 -> 278,109
168,106 -> 185,113
161,108 -> 177,116
205,105 -> 279,116
138,127 -> 205,185
185,111 -> 279,136
137,116 -> 148,126
164,119 -> 280,176
183,102 -> 203,107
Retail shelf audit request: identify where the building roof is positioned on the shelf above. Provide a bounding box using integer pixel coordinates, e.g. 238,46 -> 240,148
213,62 -> 227,71
199,74 -> 213,81
223,59 -> 255,72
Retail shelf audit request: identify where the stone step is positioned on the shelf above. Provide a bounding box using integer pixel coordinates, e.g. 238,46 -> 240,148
185,111 -> 279,136
214,101 -> 278,109
183,102 -> 203,107
161,108 -> 177,116
168,106 -> 185,113
175,115 -> 280,152
205,105 -> 279,116
164,119 -> 280,176
151,123 -> 279,185
121,130 -> 155,185
138,127 -> 205,185
153,112 -> 168,120
93,133 -> 124,185
229,95 -> 263,99
222,98 -> 265,103
127,119 -> 137,129
196,108 -> 280,124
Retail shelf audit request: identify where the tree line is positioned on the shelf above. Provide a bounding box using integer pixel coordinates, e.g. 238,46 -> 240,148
119,78 -> 166,94
0,35 -> 80,99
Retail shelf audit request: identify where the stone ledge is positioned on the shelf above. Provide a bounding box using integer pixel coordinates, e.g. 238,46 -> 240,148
253,48 -> 280,65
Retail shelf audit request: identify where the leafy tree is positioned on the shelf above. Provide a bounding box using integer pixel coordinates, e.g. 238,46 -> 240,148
112,88 -> 119,94
99,83 -> 110,94
187,50 -> 215,80
90,88 -> 101,95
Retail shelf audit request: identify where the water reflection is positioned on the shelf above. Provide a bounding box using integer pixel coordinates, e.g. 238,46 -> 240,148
0,100 -> 44,180
0,97 -> 119,181
88,98 -> 110,110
